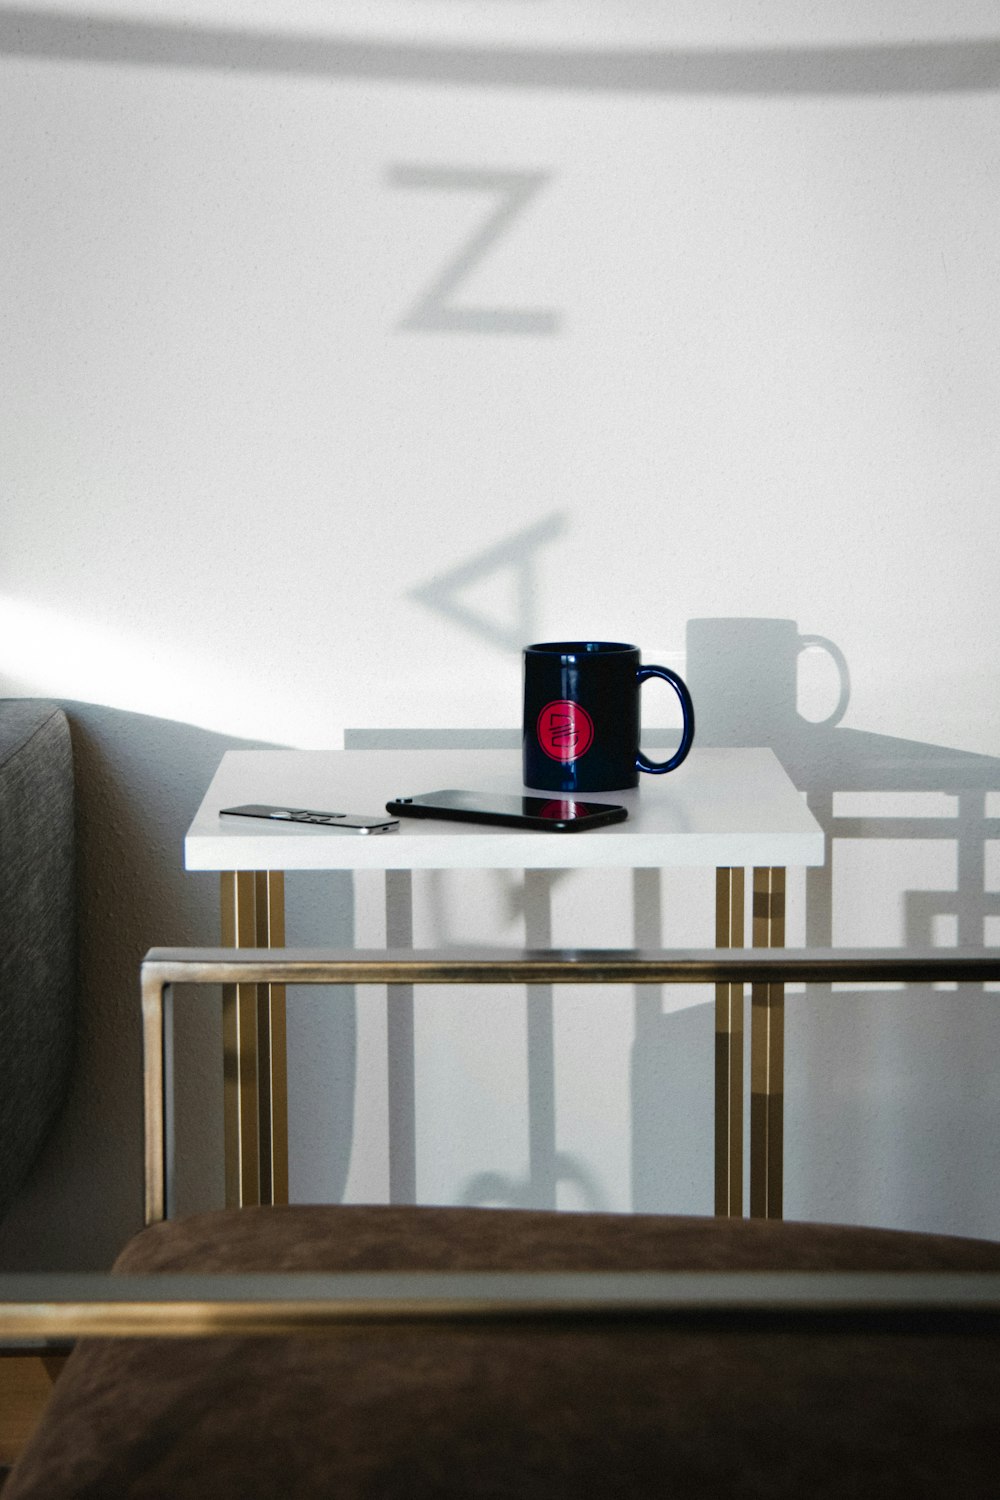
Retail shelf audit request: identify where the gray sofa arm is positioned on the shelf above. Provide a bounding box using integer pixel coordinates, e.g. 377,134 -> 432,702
0,700 -> 76,1219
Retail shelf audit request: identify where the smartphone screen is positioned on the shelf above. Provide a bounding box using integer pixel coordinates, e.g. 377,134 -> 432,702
385,790 -> 628,831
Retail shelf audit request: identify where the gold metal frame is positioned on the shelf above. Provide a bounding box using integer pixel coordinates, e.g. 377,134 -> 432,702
715,869 -> 745,1216
222,865 -> 792,1222
751,867 -> 786,1219
143,946 -> 1000,1229
4,1268 -> 1000,1341
220,872 -> 287,1208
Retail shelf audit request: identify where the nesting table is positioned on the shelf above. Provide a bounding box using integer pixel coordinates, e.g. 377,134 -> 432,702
185,747 -> 824,1219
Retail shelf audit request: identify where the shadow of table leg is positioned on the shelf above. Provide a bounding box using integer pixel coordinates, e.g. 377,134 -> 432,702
751,867 -> 785,1220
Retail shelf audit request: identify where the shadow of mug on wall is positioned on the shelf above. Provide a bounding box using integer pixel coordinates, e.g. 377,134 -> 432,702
685,618 -> 851,747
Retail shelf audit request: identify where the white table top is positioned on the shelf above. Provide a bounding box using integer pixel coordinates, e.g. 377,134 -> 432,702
185,748 -> 824,872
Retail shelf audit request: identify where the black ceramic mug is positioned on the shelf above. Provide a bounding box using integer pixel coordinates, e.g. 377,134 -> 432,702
522,641 -> 695,793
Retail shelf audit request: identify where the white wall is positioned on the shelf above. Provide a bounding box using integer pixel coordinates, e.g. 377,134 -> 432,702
2,2 -> 999,1266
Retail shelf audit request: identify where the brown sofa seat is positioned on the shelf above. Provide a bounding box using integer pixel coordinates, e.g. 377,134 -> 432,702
6,1205 -> 1000,1498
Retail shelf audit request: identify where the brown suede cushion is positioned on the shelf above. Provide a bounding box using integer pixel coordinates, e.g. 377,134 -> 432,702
7,1206 -> 1000,1498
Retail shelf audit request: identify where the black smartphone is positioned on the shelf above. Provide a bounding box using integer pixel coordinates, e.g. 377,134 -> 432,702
385,789 -> 628,832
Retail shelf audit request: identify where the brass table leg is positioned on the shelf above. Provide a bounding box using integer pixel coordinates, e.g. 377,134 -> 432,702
221,871 -> 288,1208
255,871 -> 288,1206
715,868 -> 745,1218
750,866 -> 786,1220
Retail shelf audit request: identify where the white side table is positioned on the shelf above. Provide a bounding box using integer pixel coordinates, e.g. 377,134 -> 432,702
185,748 -> 824,1218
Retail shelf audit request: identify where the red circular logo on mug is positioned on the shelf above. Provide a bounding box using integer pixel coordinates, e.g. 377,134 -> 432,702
537,700 -> 595,762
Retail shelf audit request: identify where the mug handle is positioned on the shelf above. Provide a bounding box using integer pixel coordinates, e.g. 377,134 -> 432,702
635,665 -> 696,775
798,634 -> 850,728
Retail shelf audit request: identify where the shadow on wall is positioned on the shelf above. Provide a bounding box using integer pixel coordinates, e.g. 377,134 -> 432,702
409,514 -> 566,651
0,703 -> 356,1272
2,11 -> 1000,95
634,619 -> 1000,1234
353,618 -> 1000,1237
